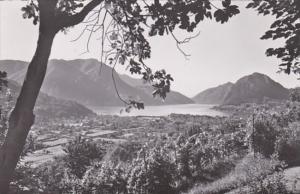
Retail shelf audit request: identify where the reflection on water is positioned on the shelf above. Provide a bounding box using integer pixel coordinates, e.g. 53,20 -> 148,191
91,104 -> 226,117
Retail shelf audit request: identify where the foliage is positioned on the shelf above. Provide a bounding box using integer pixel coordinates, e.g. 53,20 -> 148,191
0,72 -> 9,144
247,112 -> 280,157
33,158 -> 67,194
246,155 -> 291,194
127,146 -> 177,194
3,0 -> 298,192
10,163 -> 40,194
276,121 -> 300,166
0,71 -> 7,92
19,0 -> 244,108
0,89 -> 11,144
62,136 -> 107,178
290,88 -> 300,102
20,0 -> 300,90
10,102 -> 300,194
81,162 -> 128,194
244,103 -> 300,166
187,154 -> 289,194
246,0 -> 300,75
108,140 -> 143,163
58,161 -> 128,194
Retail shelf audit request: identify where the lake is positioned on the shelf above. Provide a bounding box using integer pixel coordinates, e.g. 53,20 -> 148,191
91,104 -> 227,117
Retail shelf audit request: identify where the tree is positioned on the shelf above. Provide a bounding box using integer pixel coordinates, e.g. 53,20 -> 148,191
0,0 -> 241,192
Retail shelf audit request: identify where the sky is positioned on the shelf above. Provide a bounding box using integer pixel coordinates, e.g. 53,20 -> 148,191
0,1 -> 299,97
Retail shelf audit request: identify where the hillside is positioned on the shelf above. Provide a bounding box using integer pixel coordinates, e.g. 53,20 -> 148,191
223,72 -> 289,105
192,82 -> 233,104
193,72 -> 289,105
1,80 -> 96,119
0,59 -> 193,106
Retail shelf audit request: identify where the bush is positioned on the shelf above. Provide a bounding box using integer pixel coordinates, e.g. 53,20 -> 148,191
246,113 -> 279,157
32,158 -> 67,193
127,147 -> 177,194
187,154 -> 289,194
63,136 -> 106,178
81,162 -> 128,194
276,122 -> 300,167
247,170 -> 291,194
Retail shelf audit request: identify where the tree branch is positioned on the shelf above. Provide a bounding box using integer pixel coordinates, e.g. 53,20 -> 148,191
58,0 -> 104,29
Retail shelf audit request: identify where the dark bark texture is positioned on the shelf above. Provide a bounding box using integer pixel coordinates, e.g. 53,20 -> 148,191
0,1 -> 58,192
0,29 -> 56,194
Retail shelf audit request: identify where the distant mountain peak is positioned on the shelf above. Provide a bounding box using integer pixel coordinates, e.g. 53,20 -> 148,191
193,72 -> 289,105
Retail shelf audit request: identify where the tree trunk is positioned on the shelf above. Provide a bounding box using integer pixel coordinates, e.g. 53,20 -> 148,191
0,0 -> 101,191
0,29 -> 56,194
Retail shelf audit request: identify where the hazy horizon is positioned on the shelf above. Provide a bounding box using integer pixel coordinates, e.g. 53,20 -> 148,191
1,1 -> 299,97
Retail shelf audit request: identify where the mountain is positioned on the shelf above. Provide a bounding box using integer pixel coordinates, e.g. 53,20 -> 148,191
0,59 -> 193,106
193,72 -> 289,105
119,74 -> 144,87
223,72 -> 289,105
192,82 -> 233,104
119,74 -> 194,104
1,80 -> 96,119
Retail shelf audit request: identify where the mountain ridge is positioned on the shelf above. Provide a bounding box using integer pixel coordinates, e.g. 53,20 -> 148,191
0,59 -> 194,106
193,72 -> 290,105
223,72 -> 289,105
193,82 -> 233,104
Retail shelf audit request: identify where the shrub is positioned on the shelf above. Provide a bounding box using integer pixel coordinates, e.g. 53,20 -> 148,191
276,122 -> 300,167
81,162 -> 128,194
248,170 -> 291,194
186,154 -> 289,194
127,147 -> 177,194
63,135 -> 106,178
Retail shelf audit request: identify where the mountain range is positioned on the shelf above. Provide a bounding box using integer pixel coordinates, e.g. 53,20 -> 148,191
193,72 -> 290,105
0,59 -> 193,107
0,59 -> 292,107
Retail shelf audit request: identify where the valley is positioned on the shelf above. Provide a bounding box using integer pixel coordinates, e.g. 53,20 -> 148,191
0,59 -> 299,194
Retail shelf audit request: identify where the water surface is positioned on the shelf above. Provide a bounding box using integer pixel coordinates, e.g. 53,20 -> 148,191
91,104 -> 226,117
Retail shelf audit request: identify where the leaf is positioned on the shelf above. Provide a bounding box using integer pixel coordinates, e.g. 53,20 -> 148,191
270,20 -> 281,28
222,0 -> 231,8
205,12 -> 212,19
129,59 -> 142,74
214,9 -> 228,24
195,13 -> 204,23
228,5 -> 240,16
261,31 -> 273,39
246,2 -> 255,8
